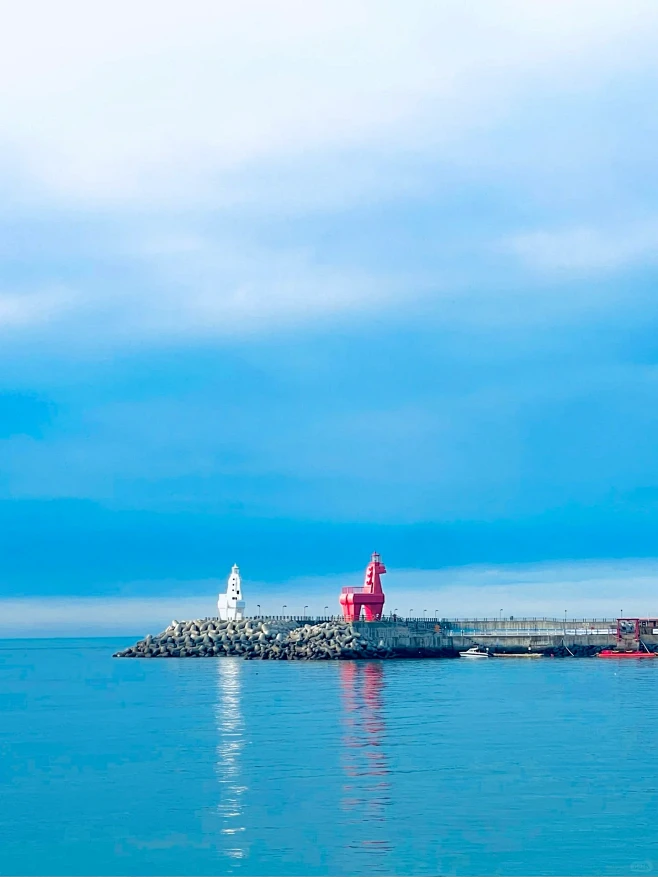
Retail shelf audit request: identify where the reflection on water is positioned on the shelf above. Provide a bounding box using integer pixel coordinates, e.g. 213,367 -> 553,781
339,661 -> 392,870
215,659 -> 248,861
10,645 -> 658,876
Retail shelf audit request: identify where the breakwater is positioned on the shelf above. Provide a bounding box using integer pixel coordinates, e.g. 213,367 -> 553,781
113,617 -> 459,660
113,616 -> 654,659
116,618 -> 404,660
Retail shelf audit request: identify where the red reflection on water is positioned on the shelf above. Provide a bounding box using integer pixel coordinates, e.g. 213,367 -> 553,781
339,661 -> 392,858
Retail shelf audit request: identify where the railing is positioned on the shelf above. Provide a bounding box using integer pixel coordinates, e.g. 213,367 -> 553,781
438,617 -> 617,623
199,614 -> 442,623
252,615 -> 342,622
451,628 -> 617,637
341,587 -> 367,594
193,615 -> 620,627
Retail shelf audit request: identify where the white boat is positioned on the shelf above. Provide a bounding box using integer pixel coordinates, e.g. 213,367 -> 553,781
461,646 -> 493,659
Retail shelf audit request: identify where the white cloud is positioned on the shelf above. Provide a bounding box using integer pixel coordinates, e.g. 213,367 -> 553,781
0,595 -> 215,637
0,231 -> 405,341
3,558 -> 658,636
2,0 -> 658,204
0,287 -> 78,329
2,2 -> 658,343
384,560 -> 658,618
505,221 -> 658,274
124,237 -> 399,337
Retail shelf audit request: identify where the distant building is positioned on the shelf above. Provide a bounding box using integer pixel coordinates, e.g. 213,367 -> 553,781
218,564 -> 246,621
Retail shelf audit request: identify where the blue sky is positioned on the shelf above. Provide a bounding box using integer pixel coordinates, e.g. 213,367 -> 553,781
2,1 -> 658,632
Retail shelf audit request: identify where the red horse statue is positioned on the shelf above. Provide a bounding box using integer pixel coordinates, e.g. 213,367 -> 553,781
339,552 -> 386,621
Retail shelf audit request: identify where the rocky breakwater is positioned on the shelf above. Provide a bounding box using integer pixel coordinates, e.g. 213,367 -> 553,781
113,618 -> 395,660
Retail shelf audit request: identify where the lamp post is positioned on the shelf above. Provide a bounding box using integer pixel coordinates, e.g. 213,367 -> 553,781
304,605 -> 308,618
324,606 -> 329,618
257,603 -> 261,617
282,604 -> 287,617
423,609 -> 427,617
499,609 -> 503,626
410,609 -> 413,618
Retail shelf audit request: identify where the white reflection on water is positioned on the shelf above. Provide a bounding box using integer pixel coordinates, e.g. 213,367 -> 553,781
215,659 -> 248,860
339,661 -> 392,869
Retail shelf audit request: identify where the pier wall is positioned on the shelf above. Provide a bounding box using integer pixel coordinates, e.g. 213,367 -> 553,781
352,618 -> 654,654
353,620 -> 455,655
440,618 -> 616,652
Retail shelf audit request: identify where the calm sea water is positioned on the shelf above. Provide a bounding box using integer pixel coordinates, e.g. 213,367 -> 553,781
2,639 -> 658,876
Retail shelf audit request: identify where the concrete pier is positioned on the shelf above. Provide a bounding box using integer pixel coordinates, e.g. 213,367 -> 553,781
438,618 -> 621,654
357,617 -> 628,654
113,617 -> 458,659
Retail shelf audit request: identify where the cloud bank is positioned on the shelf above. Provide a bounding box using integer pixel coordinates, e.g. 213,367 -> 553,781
1,0 -> 658,345
3,559 -> 657,637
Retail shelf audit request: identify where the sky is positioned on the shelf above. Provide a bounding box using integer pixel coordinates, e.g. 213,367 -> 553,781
2,1 -> 658,634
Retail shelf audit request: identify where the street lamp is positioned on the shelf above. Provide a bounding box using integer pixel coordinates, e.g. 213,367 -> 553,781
410,609 -> 413,618
304,605 -> 308,618
257,603 -> 261,617
423,609 -> 427,617
324,606 -> 329,617
499,609 -> 503,624
282,604 -> 287,617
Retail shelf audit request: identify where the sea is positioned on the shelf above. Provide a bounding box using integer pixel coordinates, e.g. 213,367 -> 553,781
1,639 -> 658,877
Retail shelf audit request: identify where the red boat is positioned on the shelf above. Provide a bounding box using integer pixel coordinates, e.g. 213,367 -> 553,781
597,618 -> 658,658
